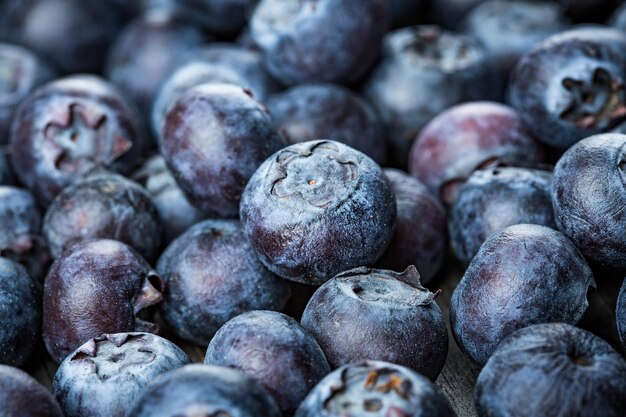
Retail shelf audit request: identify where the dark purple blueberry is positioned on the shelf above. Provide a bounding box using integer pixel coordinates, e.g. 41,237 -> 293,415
0,43 -> 55,146
0,258 -> 41,367
449,167 -> 556,265
409,102 -> 545,205
52,333 -> 190,417
0,0 -> 122,74
295,360 -> 456,417
240,140 -> 396,285
128,364 -> 282,417
551,133 -> 626,269
0,152 -> 13,185
157,219 -> 290,345
618,278 -> 626,351
168,0 -> 257,35
301,266 -> 448,381
509,27 -> 626,150
475,323 -> 626,417
0,365 -> 64,417
363,26 -> 490,167
132,155 -> 206,243
429,0 -> 485,29
43,239 -> 164,363
205,310 -> 331,415
376,169 -> 447,284
249,0 -> 389,86
450,224 -> 595,365
161,83 -> 286,217
10,75 -> 143,205
43,173 -> 163,263
267,83 -> 387,165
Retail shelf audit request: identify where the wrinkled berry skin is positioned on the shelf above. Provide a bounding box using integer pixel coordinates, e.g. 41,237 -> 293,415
169,0 -> 257,35
241,140 -> 396,285
0,43 -> 55,146
205,310 -> 331,415
409,102 -> 545,205
10,75 -> 143,205
52,333 -> 190,417
618,279 -> 626,351
475,323 -> 626,417
363,26 -> 490,167
267,83 -> 386,165
0,0 -> 122,74
0,365 -> 64,417
43,173 -> 163,263
133,156 -> 205,243
43,239 -> 164,363
128,364 -> 282,417
0,153 -> 13,185
0,258 -> 41,367
302,267 -> 448,381
509,27 -> 626,150
296,361 -> 456,417
161,83 -> 286,217
551,133 -> 626,269
449,167 -> 556,265
450,224 -> 595,365
376,169 -> 447,284
157,219 -> 290,345
250,0 -> 389,86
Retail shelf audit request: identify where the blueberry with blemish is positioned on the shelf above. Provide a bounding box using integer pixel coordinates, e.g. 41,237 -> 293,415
0,364 -> 64,417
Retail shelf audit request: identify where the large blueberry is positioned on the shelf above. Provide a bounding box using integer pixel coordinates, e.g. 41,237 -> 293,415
301,266 -> 448,381
0,364 -> 64,417
475,323 -> 626,417
205,310 -> 330,415
240,140 -> 396,285
618,278 -> 626,351
450,224 -> 595,365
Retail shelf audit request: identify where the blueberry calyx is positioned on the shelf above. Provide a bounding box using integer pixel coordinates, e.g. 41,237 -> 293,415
132,274 -> 164,333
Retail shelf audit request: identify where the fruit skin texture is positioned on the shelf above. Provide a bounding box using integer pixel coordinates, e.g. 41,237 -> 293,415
204,310 -> 331,415
0,364 -> 64,417
295,360 -> 456,417
301,266 -> 448,381
0,258 -> 41,367
376,169 -> 447,284
10,75 -> 143,205
157,219 -> 290,346
618,278 -> 626,351
249,0 -> 388,86
161,83 -> 286,217
450,224 -> 595,366
240,140 -> 396,285
449,167 -> 556,265
551,133 -> 626,270
52,332 -> 190,417
43,239 -> 164,363
43,173 -> 163,263
475,323 -> 626,417
128,364 -> 282,417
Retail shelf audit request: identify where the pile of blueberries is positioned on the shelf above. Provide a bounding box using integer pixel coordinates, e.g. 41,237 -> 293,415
2,0 -> 626,416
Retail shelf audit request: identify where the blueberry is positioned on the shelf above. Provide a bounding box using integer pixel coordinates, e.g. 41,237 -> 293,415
167,0 -> 257,35
161,83 -> 286,217
267,83 -> 387,165
0,258 -> 41,367
295,360 -> 456,417
376,169 -> 447,284
205,310 -> 331,415
157,219 -> 291,345
363,26 -> 490,167
301,266 -> 448,381
618,278 -> 626,351
249,0 -> 389,86
43,239 -> 164,363
0,364 -> 64,417
43,172 -> 163,263
240,140 -> 396,285
551,133 -> 626,269
128,364 -> 282,417
10,75 -> 143,205
52,332 -> 190,417
449,167 -> 556,265
450,224 -> 595,365
509,27 -> 626,150
409,102 -> 545,204
475,323 -> 626,417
